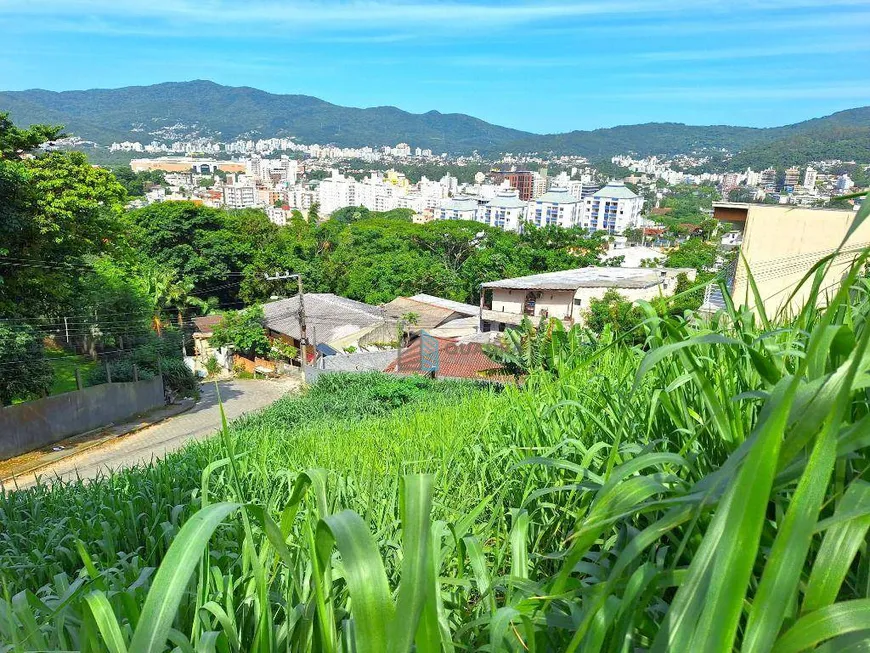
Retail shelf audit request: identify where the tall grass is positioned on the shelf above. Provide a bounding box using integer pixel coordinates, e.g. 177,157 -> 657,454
3,263 -> 870,650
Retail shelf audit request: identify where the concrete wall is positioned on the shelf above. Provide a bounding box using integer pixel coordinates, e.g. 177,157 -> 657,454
0,376 -> 165,460
733,206 -> 870,317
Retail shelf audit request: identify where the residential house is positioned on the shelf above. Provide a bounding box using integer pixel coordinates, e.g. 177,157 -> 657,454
479,266 -> 695,331
263,293 -> 393,360
706,203 -> 869,316
382,293 -> 482,340
384,335 -> 510,382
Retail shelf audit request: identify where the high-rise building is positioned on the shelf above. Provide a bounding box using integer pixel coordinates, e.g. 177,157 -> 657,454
223,184 -> 258,209
478,190 -> 527,232
760,168 -> 777,190
492,170 -> 536,201
803,166 -> 818,190
528,188 -> 582,229
784,166 -> 800,190
582,181 -> 643,234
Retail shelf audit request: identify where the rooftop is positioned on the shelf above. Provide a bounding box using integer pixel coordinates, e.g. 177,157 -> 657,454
409,293 -> 479,316
592,181 -> 639,200
381,296 -> 457,330
485,191 -> 528,210
534,188 -> 580,205
439,196 -> 479,212
263,293 -> 384,342
481,266 -> 692,291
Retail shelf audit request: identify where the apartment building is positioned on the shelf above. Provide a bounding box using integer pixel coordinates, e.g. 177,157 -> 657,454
528,188 -> 582,228
477,190 -> 527,231
436,197 -> 479,221
223,184 -> 258,209
582,181 -> 643,234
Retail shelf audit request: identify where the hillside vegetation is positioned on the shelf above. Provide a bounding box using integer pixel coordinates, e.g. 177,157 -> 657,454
3,81 -> 870,161
3,251 -> 870,650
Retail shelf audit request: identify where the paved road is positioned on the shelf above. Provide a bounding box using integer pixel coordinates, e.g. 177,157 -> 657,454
10,379 -> 297,489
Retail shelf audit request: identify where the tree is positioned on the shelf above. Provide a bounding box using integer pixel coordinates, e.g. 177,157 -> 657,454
0,324 -> 53,405
0,112 -> 61,158
210,306 -> 271,358
307,202 -> 320,222
584,289 -> 645,340
665,237 -> 718,272
623,227 -> 643,244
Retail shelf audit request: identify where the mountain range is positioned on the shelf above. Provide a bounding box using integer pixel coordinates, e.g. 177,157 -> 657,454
2,80 -> 869,166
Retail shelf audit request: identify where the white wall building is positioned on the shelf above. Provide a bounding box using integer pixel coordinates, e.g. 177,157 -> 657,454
803,166 -> 818,190
478,190 -> 527,232
583,181 -> 643,234
436,197 -> 479,221
528,188 -> 582,228
223,184 -> 258,209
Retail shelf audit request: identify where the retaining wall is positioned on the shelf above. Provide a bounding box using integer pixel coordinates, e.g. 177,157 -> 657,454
0,376 -> 164,460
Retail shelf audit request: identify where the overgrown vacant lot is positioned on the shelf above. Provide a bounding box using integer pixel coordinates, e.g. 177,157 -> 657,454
3,266 -> 870,651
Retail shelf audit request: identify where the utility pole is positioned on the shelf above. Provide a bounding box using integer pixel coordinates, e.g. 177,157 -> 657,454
265,271 -> 306,373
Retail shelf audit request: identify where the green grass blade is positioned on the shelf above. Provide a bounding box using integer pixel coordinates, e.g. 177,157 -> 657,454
83,590 -> 129,653
317,510 -> 395,653
803,480 -> 870,615
129,502 -> 240,653
388,474 -> 434,653
773,599 -> 870,653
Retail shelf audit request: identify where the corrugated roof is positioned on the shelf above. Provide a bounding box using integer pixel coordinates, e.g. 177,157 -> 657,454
533,188 -> 580,205
409,294 -> 479,316
592,181 -> 639,200
481,266 -> 691,290
263,293 -> 384,342
381,297 -> 457,329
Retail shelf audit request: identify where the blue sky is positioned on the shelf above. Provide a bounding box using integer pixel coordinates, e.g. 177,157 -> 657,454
0,0 -> 867,133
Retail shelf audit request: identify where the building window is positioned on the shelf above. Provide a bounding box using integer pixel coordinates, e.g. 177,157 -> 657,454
573,298 -> 582,307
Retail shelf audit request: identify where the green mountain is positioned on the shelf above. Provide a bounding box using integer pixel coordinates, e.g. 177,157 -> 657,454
2,80 -> 869,164
0,80 -> 532,153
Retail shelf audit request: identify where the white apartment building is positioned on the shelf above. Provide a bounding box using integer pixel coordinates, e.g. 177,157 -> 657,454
317,170 -> 357,214
436,197 -> 479,221
803,166 -> 818,190
528,188 -> 582,229
477,190 -> 527,232
583,182 -> 643,234
223,184 -> 258,209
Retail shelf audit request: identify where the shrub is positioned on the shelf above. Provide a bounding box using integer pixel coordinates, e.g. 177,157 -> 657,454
160,358 -> 199,399
85,359 -> 155,386
204,355 -> 221,377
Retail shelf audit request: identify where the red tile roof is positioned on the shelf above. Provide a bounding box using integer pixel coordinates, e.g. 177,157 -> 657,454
384,336 -> 512,382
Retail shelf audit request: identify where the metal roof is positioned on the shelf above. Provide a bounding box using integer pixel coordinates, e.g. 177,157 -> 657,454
533,188 -> 580,205
381,297 -> 457,329
409,293 -> 479,316
481,266 -> 692,291
592,181 -> 639,200
263,293 -> 384,342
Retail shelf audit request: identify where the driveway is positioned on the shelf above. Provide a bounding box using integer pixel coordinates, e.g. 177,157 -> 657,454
6,378 -> 297,489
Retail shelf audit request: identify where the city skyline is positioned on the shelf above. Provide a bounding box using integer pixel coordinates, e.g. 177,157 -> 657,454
1,0 -> 867,133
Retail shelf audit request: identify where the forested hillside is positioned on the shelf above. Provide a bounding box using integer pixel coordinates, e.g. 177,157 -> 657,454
3,80 -> 870,162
